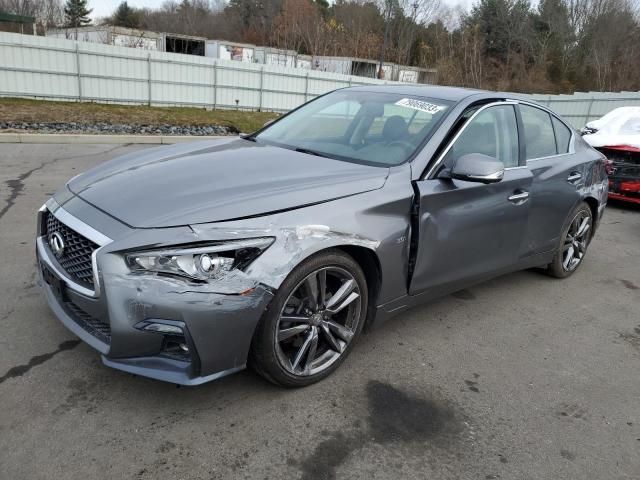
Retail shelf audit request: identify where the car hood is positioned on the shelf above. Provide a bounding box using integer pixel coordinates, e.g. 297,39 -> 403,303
67,138 -> 389,228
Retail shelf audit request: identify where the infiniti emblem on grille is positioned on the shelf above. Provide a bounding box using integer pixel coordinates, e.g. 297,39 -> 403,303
48,232 -> 65,258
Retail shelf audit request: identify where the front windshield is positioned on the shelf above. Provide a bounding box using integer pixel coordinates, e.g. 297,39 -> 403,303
254,90 -> 452,166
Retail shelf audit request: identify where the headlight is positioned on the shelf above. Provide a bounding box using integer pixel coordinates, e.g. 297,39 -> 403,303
125,238 -> 274,281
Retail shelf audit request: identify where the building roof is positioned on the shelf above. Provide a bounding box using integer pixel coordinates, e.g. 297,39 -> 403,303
47,25 -> 206,41
0,11 -> 35,24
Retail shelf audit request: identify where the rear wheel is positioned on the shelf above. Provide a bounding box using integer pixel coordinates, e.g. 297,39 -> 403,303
250,250 -> 368,387
547,202 -> 593,278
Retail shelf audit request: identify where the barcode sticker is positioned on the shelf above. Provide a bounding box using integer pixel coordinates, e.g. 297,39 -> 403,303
395,98 -> 445,114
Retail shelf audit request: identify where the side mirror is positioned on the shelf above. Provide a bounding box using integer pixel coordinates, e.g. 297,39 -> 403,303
450,153 -> 505,184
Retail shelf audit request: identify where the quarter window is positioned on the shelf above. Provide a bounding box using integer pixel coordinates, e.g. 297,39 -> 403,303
520,105 -> 557,159
444,104 -> 519,168
552,116 -> 572,154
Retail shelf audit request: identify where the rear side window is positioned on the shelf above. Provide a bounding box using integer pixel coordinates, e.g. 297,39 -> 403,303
552,116 -> 572,154
520,105 -> 557,159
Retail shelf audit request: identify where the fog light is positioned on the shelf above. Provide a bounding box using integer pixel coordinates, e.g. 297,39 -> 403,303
134,320 -> 192,362
161,336 -> 191,362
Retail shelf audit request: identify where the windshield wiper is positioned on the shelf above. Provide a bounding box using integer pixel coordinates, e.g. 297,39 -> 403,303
294,147 -> 330,158
241,134 -> 257,142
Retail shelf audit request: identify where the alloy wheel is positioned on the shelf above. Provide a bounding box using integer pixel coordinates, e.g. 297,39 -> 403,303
275,266 -> 362,376
562,210 -> 591,272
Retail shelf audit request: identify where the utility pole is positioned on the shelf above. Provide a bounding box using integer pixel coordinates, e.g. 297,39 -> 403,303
409,0 -> 419,66
378,0 -> 393,78
378,0 -> 392,79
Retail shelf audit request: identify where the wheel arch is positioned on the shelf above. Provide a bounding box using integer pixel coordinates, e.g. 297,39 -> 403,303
582,196 -> 600,237
250,238 -> 385,331
248,244 -> 383,385
332,245 -> 382,330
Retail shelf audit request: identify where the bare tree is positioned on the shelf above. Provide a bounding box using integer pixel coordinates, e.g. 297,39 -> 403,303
5,0 -> 633,92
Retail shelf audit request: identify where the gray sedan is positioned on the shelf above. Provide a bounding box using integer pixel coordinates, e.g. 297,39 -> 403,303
36,86 -> 608,387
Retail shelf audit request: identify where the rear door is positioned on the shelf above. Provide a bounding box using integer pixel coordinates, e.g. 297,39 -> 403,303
517,104 -> 585,256
409,102 -> 533,296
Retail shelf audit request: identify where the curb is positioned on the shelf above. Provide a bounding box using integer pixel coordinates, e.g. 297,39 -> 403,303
0,133 -> 230,144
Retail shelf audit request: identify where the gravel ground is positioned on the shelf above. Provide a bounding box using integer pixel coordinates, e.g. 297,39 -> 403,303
0,98 -> 278,133
0,121 -> 237,136
0,143 -> 639,480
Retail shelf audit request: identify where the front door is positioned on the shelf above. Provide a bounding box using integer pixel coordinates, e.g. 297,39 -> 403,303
409,103 -> 533,296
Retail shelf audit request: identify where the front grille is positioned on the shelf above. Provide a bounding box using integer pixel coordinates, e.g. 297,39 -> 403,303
44,211 -> 99,289
65,301 -> 111,344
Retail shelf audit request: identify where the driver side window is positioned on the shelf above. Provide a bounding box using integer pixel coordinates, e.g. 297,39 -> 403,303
444,105 -> 519,168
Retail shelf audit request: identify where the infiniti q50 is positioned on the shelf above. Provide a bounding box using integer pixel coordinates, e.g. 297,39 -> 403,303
36,86 -> 608,387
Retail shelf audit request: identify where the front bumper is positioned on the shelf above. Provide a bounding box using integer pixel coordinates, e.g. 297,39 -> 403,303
37,204 -> 274,386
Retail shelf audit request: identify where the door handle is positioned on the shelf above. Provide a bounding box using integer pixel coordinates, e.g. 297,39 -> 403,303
567,172 -> 582,183
508,191 -> 530,203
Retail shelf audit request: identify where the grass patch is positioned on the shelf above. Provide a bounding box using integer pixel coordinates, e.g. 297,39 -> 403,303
0,98 -> 280,133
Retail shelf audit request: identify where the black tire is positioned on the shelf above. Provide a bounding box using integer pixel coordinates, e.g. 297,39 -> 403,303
249,249 -> 368,387
547,202 -> 593,278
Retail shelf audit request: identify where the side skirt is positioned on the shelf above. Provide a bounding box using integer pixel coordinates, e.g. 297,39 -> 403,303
369,250 -> 555,328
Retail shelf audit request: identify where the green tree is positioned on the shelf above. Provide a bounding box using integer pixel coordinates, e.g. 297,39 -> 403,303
313,0 -> 330,18
467,0 -> 514,62
533,0 -> 573,87
111,1 -> 141,28
64,0 -> 92,28
465,0 -> 535,89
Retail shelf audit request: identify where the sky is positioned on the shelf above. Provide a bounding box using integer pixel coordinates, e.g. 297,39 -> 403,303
89,0 -> 473,22
90,0 -> 166,20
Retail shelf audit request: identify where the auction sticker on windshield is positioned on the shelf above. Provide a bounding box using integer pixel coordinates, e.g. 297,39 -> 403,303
395,98 -> 446,114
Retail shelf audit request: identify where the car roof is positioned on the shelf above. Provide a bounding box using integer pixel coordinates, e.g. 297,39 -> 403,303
345,85 -> 557,116
346,84 -> 489,102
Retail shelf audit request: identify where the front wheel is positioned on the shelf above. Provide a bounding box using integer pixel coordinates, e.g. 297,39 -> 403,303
547,202 -> 593,278
250,250 -> 368,387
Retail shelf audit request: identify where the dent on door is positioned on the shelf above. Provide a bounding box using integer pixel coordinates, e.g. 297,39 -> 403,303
523,157 -> 586,255
409,167 -> 533,298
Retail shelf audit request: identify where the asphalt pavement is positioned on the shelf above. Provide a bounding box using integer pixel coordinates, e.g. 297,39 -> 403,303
0,143 -> 638,480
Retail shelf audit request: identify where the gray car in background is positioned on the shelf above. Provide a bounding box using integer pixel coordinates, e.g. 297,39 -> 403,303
36,86 -> 608,387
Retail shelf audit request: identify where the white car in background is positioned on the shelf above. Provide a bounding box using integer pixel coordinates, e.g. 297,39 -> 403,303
582,107 -> 640,205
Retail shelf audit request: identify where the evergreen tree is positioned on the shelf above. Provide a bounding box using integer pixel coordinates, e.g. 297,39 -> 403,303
534,0 -> 573,85
64,0 -> 92,28
111,2 -> 141,28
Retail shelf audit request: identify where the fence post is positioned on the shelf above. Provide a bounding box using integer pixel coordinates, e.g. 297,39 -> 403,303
147,53 -> 152,107
75,43 -> 82,101
213,62 -> 218,110
258,66 -> 264,111
304,72 -> 309,102
585,97 -> 595,124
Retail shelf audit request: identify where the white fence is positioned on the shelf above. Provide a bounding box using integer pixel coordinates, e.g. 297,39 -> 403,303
1,32 -> 640,127
0,32 -> 397,113
528,92 -> 640,128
